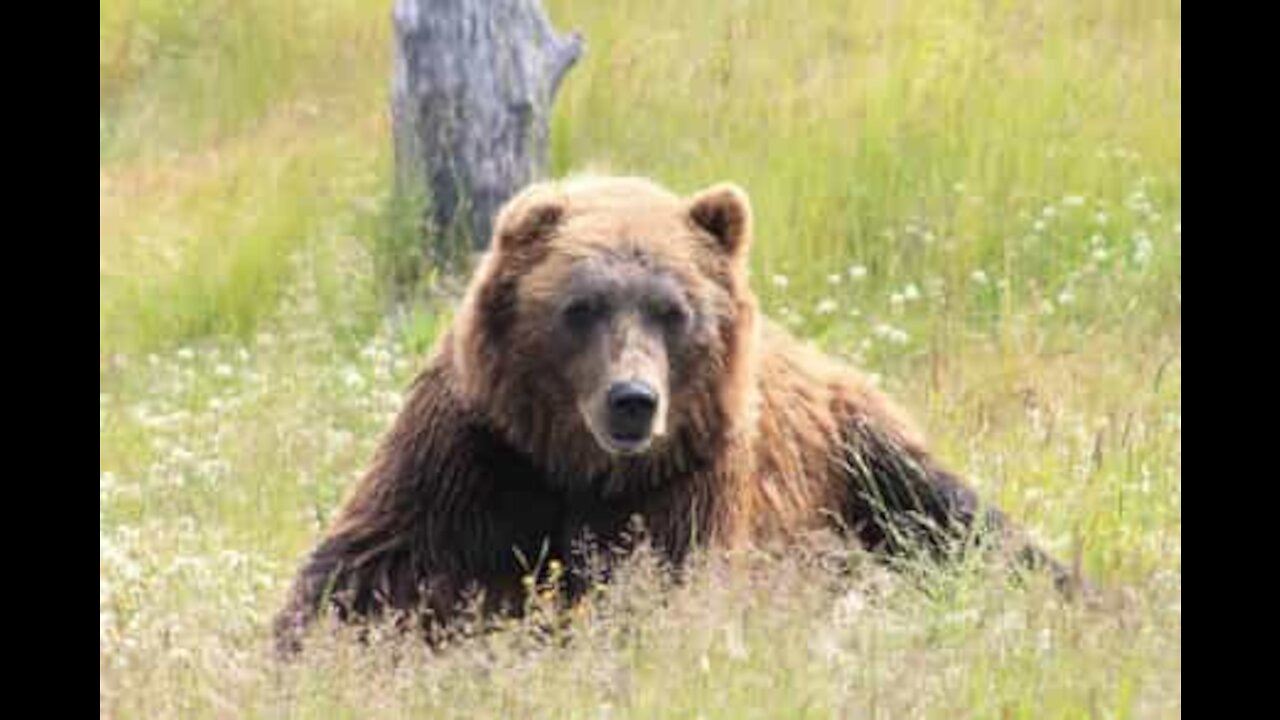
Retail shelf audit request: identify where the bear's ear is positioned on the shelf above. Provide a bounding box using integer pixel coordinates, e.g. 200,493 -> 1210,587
688,182 -> 752,260
492,183 -> 566,252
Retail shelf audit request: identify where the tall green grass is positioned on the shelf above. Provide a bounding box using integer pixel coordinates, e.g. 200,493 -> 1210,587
101,0 -> 1179,358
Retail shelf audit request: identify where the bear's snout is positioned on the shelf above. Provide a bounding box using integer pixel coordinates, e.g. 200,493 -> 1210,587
606,380 -> 659,446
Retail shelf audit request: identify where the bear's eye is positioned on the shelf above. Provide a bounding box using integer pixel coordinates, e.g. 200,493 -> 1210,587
562,298 -> 604,330
653,302 -> 689,331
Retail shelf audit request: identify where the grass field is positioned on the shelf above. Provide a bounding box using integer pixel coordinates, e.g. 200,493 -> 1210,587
100,1 -> 1181,717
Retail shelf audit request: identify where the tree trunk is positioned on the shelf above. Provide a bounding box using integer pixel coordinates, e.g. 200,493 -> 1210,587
391,0 -> 583,258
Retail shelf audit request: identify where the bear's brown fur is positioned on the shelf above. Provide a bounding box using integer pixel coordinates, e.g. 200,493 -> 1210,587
275,176 -> 1080,652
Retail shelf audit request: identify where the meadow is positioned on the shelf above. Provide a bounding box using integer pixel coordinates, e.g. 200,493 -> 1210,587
100,1 -> 1181,717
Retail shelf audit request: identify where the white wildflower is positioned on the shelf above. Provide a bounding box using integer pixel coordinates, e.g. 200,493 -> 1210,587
1133,234 -> 1154,265
342,367 -> 365,390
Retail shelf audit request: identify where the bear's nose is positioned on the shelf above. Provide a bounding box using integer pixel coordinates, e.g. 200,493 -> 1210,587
606,381 -> 658,440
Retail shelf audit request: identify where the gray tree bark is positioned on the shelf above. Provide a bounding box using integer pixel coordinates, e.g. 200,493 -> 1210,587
391,0 -> 583,256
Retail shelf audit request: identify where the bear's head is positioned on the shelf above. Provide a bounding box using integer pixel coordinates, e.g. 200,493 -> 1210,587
451,176 -> 760,492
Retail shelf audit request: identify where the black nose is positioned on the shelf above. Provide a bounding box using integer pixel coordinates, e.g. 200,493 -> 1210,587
606,381 -> 658,440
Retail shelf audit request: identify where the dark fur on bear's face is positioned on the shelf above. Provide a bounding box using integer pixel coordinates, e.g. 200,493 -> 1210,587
453,177 -> 758,494
544,254 -> 690,454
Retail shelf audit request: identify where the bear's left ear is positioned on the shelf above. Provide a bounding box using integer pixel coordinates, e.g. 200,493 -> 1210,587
688,182 -> 752,261
492,182 -> 567,252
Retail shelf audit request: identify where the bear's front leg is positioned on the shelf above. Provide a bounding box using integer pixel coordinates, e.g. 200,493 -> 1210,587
272,532 -> 413,655
837,417 -> 1088,597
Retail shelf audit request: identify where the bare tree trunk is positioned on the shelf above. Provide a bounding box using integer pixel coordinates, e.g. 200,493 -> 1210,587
391,0 -> 583,258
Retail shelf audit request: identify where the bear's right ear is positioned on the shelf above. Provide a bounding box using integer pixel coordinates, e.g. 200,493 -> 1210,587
688,182 -> 752,261
492,183 -> 566,252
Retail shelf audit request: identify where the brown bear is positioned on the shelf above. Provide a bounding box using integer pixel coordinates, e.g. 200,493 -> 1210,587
274,175 -> 1082,652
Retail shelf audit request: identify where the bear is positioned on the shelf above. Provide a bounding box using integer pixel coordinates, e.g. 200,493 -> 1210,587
274,175 -> 1084,653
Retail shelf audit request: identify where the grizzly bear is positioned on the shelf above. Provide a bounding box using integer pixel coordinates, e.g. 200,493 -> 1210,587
274,176 -> 1083,652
